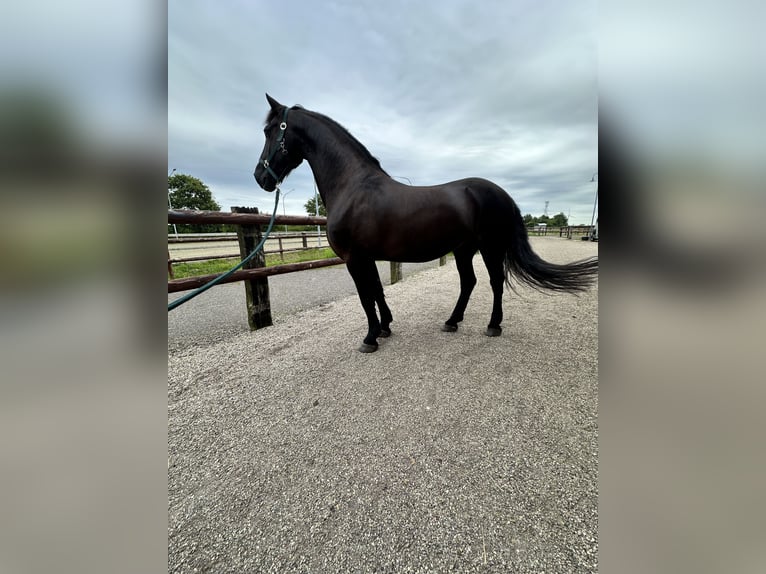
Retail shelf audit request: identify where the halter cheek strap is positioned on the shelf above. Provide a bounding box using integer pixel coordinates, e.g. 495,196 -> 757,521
261,107 -> 290,183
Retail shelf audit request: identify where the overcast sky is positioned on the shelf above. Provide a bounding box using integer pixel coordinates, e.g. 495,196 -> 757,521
169,0 -> 598,224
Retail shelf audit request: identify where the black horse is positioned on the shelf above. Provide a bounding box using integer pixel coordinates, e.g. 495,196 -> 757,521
254,95 -> 597,352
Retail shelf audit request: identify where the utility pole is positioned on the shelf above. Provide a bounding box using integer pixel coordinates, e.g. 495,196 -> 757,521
281,188 -> 294,232
168,168 -> 179,239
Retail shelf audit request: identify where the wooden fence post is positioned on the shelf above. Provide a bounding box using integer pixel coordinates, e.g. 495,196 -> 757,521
232,206 -> 272,330
439,255 -> 447,266
390,261 -> 402,284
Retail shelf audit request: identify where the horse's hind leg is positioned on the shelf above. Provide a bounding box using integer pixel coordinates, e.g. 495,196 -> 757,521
442,245 -> 477,332
346,257 -> 383,352
480,248 -> 505,337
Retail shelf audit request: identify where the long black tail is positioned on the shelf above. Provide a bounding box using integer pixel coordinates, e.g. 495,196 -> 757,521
504,227 -> 598,293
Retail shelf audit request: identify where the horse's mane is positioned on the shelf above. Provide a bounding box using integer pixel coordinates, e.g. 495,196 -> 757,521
266,105 -> 388,174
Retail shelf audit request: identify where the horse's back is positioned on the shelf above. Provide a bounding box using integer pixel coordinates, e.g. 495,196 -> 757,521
408,177 -> 519,229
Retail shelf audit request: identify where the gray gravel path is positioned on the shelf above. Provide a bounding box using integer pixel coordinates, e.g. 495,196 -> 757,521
168,238 -> 598,573
168,261 -> 439,354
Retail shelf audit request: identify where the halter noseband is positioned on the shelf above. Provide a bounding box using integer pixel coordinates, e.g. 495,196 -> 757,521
260,107 -> 290,185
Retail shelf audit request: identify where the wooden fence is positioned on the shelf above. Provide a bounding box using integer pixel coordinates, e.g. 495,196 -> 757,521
168,208 -> 340,329
525,225 -> 594,238
168,231 -> 328,266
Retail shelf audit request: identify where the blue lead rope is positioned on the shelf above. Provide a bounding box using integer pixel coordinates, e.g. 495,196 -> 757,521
168,188 -> 281,312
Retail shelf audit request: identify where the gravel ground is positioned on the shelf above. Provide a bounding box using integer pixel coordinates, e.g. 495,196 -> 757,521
168,237 -> 598,573
168,261 -> 442,354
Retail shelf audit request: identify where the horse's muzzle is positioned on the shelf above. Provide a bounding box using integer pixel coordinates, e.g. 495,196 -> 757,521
253,164 -> 279,191
253,167 -> 276,192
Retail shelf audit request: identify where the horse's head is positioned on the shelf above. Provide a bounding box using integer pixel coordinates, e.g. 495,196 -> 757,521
253,94 -> 304,191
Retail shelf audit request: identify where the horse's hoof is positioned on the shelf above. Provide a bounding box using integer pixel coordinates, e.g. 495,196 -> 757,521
485,327 -> 502,337
441,323 -> 458,332
358,342 -> 378,353
379,329 -> 391,338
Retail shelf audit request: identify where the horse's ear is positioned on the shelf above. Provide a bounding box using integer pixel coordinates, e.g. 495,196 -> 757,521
266,93 -> 282,112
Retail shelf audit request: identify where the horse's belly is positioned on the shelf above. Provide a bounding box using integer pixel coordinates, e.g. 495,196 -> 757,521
381,228 -> 467,262
329,192 -> 474,262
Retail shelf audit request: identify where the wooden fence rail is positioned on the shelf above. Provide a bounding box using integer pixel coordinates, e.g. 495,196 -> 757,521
168,257 -> 345,293
169,231 -> 325,243
524,225 -> 594,238
168,231 -> 328,266
169,245 -> 318,265
168,210 -> 327,226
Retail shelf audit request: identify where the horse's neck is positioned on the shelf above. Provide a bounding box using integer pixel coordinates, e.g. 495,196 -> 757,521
297,114 -> 384,211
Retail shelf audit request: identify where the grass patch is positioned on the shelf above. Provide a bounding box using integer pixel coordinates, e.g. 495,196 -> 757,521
171,247 -> 339,279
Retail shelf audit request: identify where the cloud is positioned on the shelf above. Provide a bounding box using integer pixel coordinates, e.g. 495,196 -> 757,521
169,0 -> 598,223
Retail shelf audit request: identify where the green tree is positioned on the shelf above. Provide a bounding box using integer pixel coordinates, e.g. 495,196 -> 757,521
550,212 -> 569,227
522,213 -> 535,226
168,173 -> 222,233
304,195 -> 327,217
168,173 -> 220,211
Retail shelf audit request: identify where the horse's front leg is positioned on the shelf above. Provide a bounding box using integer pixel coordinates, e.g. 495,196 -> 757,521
371,264 -> 393,337
346,258 -> 383,353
